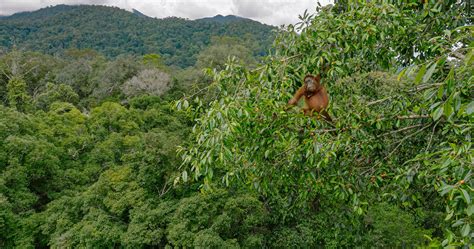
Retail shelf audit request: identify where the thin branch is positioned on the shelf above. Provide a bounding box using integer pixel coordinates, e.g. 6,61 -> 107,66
313,128 -> 338,133
375,114 -> 430,122
381,123 -> 425,137
22,64 -> 39,76
312,115 -> 430,135
159,181 -> 172,198
360,161 -> 382,176
450,51 -> 465,60
233,77 -> 247,96
280,53 -> 304,62
367,97 -> 393,106
384,123 -> 432,160
397,114 -> 430,120
313,127 -> 348,134
181,81 -> 218,100
368,83 -> 443,106
409,83 -> 444,92
425,121 -> 439,152
251,53 -> 303,73
182,54 -> 303,101
0,67 -> 11,80
273,144 -> 298,160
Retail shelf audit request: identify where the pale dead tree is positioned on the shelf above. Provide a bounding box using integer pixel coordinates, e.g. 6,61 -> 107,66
121,69 -> 171,97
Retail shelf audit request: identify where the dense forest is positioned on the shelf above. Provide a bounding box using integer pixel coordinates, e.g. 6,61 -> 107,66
1,1 -> 473,248
0,5 -> 275,67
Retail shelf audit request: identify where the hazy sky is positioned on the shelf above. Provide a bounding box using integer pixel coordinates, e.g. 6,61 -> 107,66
0,0 -> 332,26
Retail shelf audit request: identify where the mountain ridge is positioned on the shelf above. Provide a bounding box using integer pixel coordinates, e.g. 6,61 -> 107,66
1,4 -> 256,23
0,4 -> 275,67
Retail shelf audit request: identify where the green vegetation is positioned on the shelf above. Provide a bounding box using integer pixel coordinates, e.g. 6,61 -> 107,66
1,1 -> 473,248
177,1 -> 473,247
0,5 -> 275,68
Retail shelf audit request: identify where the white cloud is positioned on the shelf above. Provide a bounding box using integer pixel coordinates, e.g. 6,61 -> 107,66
231,0 -> 273,18
0,0 -> 332,25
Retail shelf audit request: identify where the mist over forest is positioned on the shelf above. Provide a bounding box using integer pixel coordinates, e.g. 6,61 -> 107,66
0,1 -> 472,248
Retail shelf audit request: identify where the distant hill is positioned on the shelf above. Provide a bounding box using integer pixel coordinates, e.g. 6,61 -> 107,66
0,5 -> 276,67
198,15 -> 246,23
132,9 -> 148,18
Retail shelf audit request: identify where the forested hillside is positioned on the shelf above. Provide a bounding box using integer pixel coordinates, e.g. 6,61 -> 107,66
0,5 -> 275,67
0,1 -> 473,248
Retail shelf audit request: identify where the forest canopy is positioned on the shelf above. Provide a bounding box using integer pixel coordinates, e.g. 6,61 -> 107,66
0,1 -> 473,248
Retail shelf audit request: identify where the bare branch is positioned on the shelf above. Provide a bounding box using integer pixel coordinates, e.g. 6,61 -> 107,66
381,123 -> 425,137
159,181 -> 172,198
313,127 -> 348,133
409,83 -> 444,92
251,53 -> 303,73
376,114 -> 431,122
384,124 -> 432,160
450,51 -> 465,60
425,121 -> 439,152
367,97 -> 393,106
397,114 -> 430,120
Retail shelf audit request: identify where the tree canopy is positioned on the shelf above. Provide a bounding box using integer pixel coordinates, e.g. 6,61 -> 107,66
0,1 -> 472,248
177,1 -> 473,246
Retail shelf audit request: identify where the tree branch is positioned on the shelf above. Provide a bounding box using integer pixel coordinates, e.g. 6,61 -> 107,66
381,123 -> 425,137
384,123 -> 432,160
450,51 -> 465,60
425,121 -> 439,152
313,127 -> 347,133
367,97 -> 393,106
409,83 -> 444,92
396,114 -> 430,120
251,54 -> 303,73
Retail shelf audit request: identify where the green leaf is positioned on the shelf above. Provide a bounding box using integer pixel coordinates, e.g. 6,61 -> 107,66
452,219 -> 464,227
461,189 -> 471,204
264,150 -> 270,159
437,85 -> 444,99
183,99 -> 189,109
422,62 -> 437,83
432,106 -> 443,121
443,102 -> 453,119
182,170 -> 188,182
453,92 -> 461,111
415,64 -> 427,84
461,223 -> 470,237
176,101 -> 182,110
429,101 -> 442,110
397,68 -> 407,81
446,68 -> 454,91
466,101 -> 474,115
467,204 -> 474,216
445,210 -> 454,221
440,185 -> 453,196
441,239 -> 448,247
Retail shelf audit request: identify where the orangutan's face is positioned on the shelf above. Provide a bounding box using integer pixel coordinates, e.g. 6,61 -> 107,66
305,76 -> 318,92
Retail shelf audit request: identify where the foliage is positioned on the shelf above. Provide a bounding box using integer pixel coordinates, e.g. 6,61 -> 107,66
0,36 -> 261,109
196,36 -> 257,71
167,191 -> 267,248
0,1 -> 472,248
6,77 -> 31,112
34,82 -> 79,110
177,1 -> 473,246
364,203 -> 430,247
0,98 -> 191,247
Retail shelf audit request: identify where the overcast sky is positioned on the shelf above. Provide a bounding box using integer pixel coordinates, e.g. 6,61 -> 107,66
0,0 -> 332,26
